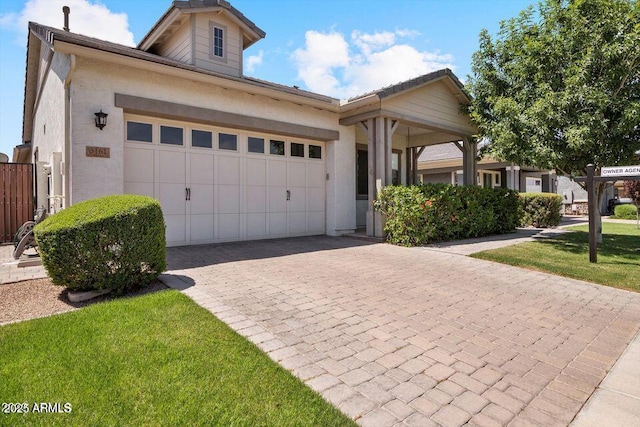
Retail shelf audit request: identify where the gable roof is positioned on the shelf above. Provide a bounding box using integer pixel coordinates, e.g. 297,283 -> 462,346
346,68 -> 470,105
138,0 -> 265,52
28,22 -> 335,104
21,21 -> 337,143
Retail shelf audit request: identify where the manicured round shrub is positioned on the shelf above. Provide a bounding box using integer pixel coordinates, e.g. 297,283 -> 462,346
34,195 -> 166,292
519,192 -> 563,228
613,204 -> 638,220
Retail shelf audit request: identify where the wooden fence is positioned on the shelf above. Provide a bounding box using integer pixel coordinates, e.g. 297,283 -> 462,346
1,163 -> 34,243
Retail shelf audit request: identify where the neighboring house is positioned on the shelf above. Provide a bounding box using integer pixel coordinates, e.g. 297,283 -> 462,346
418,143 -> 557,193
18,0 -> 478,245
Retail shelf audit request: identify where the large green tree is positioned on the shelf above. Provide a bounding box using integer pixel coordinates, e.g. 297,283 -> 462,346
467,0 -> 639,237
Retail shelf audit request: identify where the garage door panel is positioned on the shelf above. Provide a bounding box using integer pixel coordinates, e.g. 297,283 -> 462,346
124,148 -> 154,183
288,187 -> 306,212
269,213 -> 287,236
268,186 -> 287,213
218,214 -> 240,240
124,182 -> 154,198
246,213 -> 266,237
246,186 -> 266,213
159,151 -> 185,183
268,161 -> 286,187
164,215 -> 186,244
217,185 -> 240,213
190,214 -> 214,242
159,183 -> 186,215
308,211 -> 325,233
307,187 -> 324,212
247,158 -> 266,186
190,184 -> 214,214
288,212 -> 307,234
307,163 -> 324,187
217,156 -> 240,186
288,162 -> 306,186
190,154 -> 214,185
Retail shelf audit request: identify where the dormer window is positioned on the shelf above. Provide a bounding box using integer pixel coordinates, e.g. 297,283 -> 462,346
210,22 -> 226,61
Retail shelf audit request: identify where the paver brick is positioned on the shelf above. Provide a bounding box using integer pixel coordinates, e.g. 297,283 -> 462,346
340,368 -> 374,386
423,388 -> 454,405
408,396 -> 439,416
323,383 -> 358,406
450,372 -> 489,394
471,366 -> 503,386
339,393 -> 376,419
436,380 -> 466,397
481,403 -> 515,424
482,388 -> 524,414
452,391 -> 489,414
383,399 -> 414,420
403,412 -> 438,427
390,382 -> 424,403
424,363 -> 456,382
357,408 -> 398,427
431,404 -> 472,427
468,412 -> 502,427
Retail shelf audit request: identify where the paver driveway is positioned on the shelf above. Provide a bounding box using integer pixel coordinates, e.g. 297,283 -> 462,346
164,236 -> 640,427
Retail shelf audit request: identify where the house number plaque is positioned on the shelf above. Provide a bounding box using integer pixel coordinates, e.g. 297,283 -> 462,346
86,146 -> 110,158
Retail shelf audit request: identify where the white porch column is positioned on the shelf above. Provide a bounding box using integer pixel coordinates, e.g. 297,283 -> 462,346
362,116 -> 398,237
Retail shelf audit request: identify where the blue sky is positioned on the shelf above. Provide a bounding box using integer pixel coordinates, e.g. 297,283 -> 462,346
0,0 -> 533,157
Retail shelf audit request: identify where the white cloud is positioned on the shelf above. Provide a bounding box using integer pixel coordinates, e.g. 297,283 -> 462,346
245,50 -> 263,73
0,0 -> 134,46
292,30 -> 350,95
291,28 -> 454,99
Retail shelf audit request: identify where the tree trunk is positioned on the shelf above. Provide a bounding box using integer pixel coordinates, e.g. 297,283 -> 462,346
594,182 -> 608,244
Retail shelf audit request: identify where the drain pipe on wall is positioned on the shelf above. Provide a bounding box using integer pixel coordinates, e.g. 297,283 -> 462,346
63,53 -> 76,209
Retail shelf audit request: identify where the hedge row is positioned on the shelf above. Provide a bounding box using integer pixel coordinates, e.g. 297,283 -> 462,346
34,194 -> 166,293
374,184 -> 520,246
519,192 -> 563,228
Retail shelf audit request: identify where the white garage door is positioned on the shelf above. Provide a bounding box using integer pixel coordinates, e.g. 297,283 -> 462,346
123,115 -> 325,246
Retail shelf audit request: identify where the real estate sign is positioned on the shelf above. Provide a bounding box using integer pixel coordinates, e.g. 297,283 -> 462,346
601,165 -> 640,177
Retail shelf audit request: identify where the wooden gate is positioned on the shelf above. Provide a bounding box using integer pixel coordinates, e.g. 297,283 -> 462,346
1,163 -> 34,243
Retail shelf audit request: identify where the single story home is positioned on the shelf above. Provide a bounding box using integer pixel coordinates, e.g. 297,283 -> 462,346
18,0 -> 478,246
418,143 -> 557,193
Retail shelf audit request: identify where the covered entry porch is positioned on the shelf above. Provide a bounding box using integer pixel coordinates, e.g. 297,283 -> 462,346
340,69 -> 478,237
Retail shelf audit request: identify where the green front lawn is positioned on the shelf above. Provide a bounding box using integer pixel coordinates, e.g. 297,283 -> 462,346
471,222 -> 640,291
0,290 -> 355,426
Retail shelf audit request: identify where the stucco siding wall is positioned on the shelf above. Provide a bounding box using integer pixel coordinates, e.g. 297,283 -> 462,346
33,52 -> 68,160
157,19 -> 191,64
326,125 -> 356,234
194,13 -> 242,76
36,45 -> 52,97
32,51 -> 70,210
382,80 -> 474,134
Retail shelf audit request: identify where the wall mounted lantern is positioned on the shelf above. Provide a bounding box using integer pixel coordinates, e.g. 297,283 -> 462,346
94,110 -> 108,130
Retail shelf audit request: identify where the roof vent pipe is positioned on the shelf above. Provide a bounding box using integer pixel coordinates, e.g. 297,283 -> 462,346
62,6 -> 70,32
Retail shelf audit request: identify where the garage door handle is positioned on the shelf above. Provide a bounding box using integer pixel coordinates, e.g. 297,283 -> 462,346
286,190 -> 291,201
186,188 -> 191,201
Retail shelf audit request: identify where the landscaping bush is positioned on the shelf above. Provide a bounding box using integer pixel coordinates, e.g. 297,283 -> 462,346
34,194 -> 166,292
613,204 -> 638,220
519,192 -> 563,228
374,184 -> 520,246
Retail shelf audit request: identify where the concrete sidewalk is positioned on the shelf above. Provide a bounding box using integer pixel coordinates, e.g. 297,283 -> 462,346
571,329 -> 640,426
